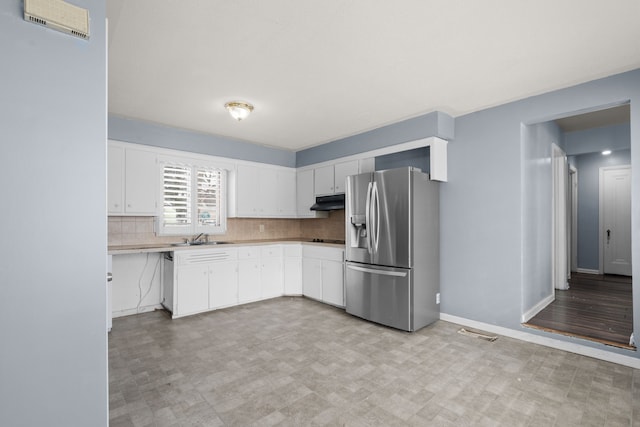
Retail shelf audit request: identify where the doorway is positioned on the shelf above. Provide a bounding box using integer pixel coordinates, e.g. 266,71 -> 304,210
523,104 -> 634,349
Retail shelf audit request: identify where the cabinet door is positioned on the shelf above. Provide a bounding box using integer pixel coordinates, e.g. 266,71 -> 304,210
209,261 -> 238,309
176,264 -> 209,316
284,257 -> 302,295
124,148 -> 157,214
236,165 -> 260,216
314,165 -> 334,196
261,257 -> 283,298
107,145 -> 124,214
258,168 -> 278,216
276,169 -> 297,217
296,169 -> 315,217
334,160 -> 359,194
302,258 -> 322,300
238,259 -> 261,303
322,260 -> 344,307
236,166 -> 280,217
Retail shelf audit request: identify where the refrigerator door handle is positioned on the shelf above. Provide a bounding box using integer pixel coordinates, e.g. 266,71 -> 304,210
372,181 -> 380,253
365,181 -> 373,254
346,264 -> 408,277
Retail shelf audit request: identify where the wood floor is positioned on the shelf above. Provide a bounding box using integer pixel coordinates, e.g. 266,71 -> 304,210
525,273 -> 634,349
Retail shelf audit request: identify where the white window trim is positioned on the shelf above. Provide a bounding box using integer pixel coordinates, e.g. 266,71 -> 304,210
157,155 -> 229,236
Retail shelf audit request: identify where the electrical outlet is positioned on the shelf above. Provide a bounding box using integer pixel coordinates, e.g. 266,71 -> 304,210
259,224 -> 264,232
436,293 -> 440,304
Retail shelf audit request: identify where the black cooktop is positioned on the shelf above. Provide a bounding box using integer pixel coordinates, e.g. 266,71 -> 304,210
308,238 -> 345,244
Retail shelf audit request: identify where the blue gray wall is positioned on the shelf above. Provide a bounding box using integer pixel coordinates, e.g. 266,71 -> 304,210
109,114 -> 296,167
565,123 -> 630,156
521,121 -> 561,316
441,68 -> 640,359
296,111 -> 454,167
0,1 -> 108,426
571,149 -> 631,271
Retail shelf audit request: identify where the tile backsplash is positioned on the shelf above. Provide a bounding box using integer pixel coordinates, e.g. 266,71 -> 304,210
108,210 -> 345,246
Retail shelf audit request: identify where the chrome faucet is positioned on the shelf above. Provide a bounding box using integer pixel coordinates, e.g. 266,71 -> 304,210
184,233 -> 207,245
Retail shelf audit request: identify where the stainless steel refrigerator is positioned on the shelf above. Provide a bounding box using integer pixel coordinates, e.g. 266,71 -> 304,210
345,167 -> 439,331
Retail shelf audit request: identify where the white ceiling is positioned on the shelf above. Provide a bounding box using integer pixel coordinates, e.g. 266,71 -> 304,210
107,1 -> 640,151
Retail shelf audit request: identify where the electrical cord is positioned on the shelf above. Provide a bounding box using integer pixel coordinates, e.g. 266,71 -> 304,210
136,253 -> 161,314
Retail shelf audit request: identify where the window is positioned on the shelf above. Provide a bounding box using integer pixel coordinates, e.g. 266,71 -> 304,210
160,161 -> 227,235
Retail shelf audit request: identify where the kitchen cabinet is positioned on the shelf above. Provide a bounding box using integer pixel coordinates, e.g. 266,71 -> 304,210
283,244 -> 302,295
261,245 -> 283,298
209,260 -> 238,309
334,160 -> 359,193
314,160 -> 359,196
296,169 -> 328,218
302,245 -> 345,307
276,169 -> 297,216
176,264 -> 210,316
302,258 -> 322,300
238,246 -> 261,303
165,248 -> 238,318
314,165 -> 335,196
236,164 -> 296,218
108,141 -> 157,215
321,259 -> 344,307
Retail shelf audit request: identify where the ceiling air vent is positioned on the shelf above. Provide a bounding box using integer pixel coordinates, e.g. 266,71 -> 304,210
24,0 -> 90,40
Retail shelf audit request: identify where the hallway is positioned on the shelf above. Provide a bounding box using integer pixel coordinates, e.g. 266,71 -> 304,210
525,273 -> 634,349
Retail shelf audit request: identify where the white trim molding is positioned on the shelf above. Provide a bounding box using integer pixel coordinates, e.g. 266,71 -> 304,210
521,294 -> 555,323
576,268 -> 600,275
440,313 -> 640,369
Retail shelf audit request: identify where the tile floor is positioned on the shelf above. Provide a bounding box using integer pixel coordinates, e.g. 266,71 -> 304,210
109,297 -> 640,426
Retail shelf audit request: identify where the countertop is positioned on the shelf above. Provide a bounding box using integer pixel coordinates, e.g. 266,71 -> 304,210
108,238 -> 345,255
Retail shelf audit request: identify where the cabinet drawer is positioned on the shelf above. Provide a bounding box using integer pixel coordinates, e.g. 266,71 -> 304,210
176,248 -> 238,265
238,246 -> 260,259
261,245 -> 282,258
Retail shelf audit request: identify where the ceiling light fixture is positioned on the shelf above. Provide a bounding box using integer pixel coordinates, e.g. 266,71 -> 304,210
225,101 -> 253,121
602,150 -> 612,155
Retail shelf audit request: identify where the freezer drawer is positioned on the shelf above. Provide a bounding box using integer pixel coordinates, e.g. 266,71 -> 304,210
345,262 -> 412,331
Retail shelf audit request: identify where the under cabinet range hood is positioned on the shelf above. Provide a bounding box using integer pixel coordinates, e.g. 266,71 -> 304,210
310,194 -> 345,211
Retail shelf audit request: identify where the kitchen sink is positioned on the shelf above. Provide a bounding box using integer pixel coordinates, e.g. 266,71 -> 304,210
170,241 -> 230,247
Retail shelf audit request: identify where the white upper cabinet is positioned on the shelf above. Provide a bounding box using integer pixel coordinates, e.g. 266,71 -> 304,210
236,164 -> 296,218
314,165 -> 335,196
333,160 -> 359,193
314,160 -> 359,196
108,141 -> 157,215
296,169 -> 327,218
107,144 -> 124,213
276,169 -> 297,217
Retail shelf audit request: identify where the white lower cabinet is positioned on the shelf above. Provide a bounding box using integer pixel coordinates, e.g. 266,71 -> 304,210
209,260 -> 238,309
284,244 -> 303,295
164,243 -> 344,319
176,264 -> 210,316
302,258 -> 322,300
167,248 -> 238,318
238,247 -> 261,303
261,246 -> 283,299
321,259 -> 344,307
302,246 -> 345,307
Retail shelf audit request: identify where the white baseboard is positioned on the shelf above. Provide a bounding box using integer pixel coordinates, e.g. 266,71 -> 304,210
439,313 -> 640,369
576,268 -> 600,275
112,304 -> 163,318
521,294 -> 555,323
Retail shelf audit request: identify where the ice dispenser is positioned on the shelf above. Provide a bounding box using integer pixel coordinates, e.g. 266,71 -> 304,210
348,214 -> 367,248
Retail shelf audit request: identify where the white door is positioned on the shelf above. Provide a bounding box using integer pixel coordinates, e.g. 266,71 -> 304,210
601,166 -> 632,276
